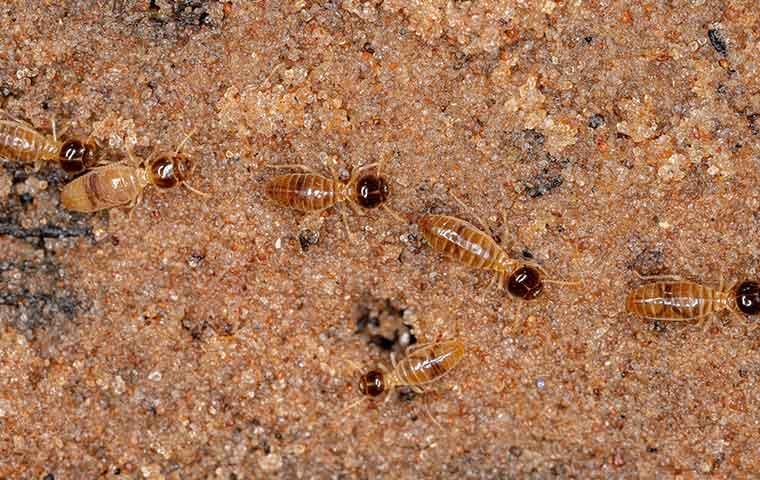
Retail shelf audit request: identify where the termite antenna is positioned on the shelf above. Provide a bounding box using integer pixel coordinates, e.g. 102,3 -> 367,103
142,146 -> 159,168
336,396 -> 368,417
382,204 -> 408,224
352,161 -> 379,178
51,116 -> 59,142
175,127 -> 199,155
184,183 -> 211,198
542,278 -> 581,286
533,264 -> 580,287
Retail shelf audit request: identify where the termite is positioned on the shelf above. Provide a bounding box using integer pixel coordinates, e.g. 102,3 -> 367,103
341,339 -> 466,426
359,339 -> 465,395
264,156 -> 405,235
60,132 -> 208,213
626,274 -> 760,329
418,213 -> 574,300
0,111 -> 97,173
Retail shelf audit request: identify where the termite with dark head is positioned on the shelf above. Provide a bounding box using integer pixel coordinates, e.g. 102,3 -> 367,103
418,211 -> 576,300
0,111 -> 97,173
341,339 -> 466,426
60,131 -> 208,213
264,154 -> 405,236
626,274 -> 760,331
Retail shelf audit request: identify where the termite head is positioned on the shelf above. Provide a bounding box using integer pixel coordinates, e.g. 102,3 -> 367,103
359,370 -> 385,397
355,174 -> 390,209
735,281 -> 760,315
507,265 -> 544,300
59,139 -> 96,173
149,154 -> 194,189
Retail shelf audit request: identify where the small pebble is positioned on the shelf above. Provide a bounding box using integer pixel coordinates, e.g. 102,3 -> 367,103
259,453 -> 283,472
187,253 -> 205,269
113,375 -> 126,395
0,170 -> 11,200
588,114 -> 605,129
140,464 -> 163,480
708,29 -> 727,56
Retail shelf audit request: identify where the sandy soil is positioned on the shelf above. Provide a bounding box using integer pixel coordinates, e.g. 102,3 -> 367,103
1,1 -> 759,478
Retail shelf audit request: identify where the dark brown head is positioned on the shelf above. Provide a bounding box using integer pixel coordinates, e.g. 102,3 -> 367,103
735,281 -> 760,315
59,139 -> 96,173
148,154 -> 194,189
355,175 -> 390,209
359,370 -> 385,397
507,265 -> 545,300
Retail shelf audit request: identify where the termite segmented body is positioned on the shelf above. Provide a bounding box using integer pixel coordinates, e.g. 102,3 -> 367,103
359,339 -> 466,398
264,162 -> 405,238
265,173 -> 347,211
264,164 -> 390,212
61,144 -> 207,213
626,278 -> 760,322
0,118 -> 96,173
418,214 -> 548,300
62,164 -> 149,212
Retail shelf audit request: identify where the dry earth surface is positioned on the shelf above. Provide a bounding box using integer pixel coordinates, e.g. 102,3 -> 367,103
1,1 -> 759,478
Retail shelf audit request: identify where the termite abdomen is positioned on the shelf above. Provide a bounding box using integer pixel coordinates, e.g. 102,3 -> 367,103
265,173 -> 338,211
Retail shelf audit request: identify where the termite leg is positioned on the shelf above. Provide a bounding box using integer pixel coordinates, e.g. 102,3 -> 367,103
700,314 -> 715,334
633,271 -> 683,281
417,386 -> 444,431
124,144 -> 147,168
381,204 -> 408,224
346,200 -> 363,217
1,110 -> 33,127
404,341 -> 434,356
499,209 -> 511,247
485,272 -> 499,291
341,357 -> 361,375
379,149 -> 411,225
51,115 -> 70,141
729,308 -> 745,326
747,320 -> 760,335
264,163 -> 322,175
450,190 -> 490,234
127,191 -> 145,219
339,206 -> 355,241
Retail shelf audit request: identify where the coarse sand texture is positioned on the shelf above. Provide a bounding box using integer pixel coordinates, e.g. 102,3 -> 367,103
1,1 -> 760,478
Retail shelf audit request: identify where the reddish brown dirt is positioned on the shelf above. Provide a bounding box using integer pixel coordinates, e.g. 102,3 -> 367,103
1,1 -> 759,478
